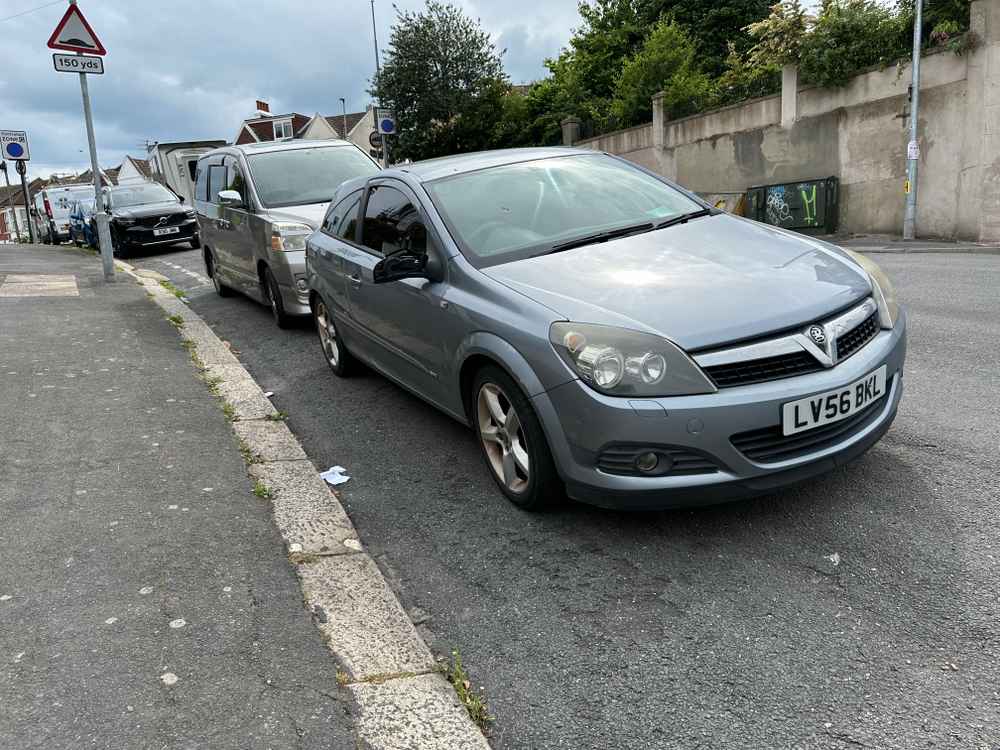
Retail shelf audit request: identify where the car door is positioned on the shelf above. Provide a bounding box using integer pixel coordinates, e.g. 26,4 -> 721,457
347,180 -> 455,403
220,155 -> 259,295
308,188 -> 364,331
197,157 -> 227,268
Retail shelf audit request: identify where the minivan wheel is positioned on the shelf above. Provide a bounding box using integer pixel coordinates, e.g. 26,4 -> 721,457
205,250 -> 231,297
472,366 -> 562,511
314,297 -> 355,376
263,266 -> 292,328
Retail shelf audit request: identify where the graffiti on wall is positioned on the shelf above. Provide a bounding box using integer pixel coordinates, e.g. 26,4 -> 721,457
748,177 -> 838,235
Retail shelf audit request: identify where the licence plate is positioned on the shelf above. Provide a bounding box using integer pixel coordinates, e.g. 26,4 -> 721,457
153,226 -> 180,236
782,365 -> 887,436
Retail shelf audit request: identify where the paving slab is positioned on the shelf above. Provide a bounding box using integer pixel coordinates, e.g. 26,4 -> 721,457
233,419 -> 308,462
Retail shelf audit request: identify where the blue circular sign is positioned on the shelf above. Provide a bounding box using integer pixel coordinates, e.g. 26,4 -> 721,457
380,118 -> 395,134
5,143 -> 24,158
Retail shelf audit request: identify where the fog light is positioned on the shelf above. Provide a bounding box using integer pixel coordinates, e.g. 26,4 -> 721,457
634,451 -> 659,473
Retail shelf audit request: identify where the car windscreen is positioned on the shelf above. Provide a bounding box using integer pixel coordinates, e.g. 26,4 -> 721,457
111,184 -> 178,208
424,154 -> 704,266
246,146 -> 380,208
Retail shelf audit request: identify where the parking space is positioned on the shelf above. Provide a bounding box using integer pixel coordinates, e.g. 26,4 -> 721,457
138,248 -> 1000,748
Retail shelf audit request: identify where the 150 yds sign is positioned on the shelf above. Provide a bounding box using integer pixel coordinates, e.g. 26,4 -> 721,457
52,53 -> 104,75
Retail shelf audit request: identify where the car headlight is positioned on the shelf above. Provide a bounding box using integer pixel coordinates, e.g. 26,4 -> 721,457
549,322 -> 716,397
185,209 -> 197,219
270,222 -> 313,253
843,249 -> 899,329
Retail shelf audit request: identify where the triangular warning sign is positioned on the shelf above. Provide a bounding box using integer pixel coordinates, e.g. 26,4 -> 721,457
47,5 -> 106,56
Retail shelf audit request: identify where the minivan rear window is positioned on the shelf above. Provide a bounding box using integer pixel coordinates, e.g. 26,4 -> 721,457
246,146 -> 379,208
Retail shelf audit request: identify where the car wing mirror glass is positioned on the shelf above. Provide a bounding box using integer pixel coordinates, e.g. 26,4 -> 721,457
218,190 -> 243,208
373,251 -> 428,284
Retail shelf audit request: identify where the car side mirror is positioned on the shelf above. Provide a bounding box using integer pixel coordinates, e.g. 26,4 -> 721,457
218,190 -> 243,208
373,251 -> 443,284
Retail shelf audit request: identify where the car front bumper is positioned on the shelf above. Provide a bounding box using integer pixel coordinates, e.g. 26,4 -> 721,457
122,219 -> 198,247
532,310 -> 907,510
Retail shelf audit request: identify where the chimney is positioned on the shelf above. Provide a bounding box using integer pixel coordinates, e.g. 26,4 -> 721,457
255,99 -> 270,114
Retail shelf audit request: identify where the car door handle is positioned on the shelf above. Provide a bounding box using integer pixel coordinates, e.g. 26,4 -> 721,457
349,273 -> 362,288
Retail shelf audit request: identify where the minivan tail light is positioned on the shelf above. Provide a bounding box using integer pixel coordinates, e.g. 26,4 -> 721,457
44,198 -> 53,218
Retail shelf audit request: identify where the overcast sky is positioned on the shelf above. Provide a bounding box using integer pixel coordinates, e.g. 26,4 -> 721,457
1,0 -> 581,181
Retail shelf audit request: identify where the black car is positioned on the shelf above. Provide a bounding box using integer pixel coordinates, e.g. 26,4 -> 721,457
104,183 -> 200,257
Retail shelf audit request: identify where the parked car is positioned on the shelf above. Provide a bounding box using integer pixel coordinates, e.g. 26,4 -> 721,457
102,182 -> 199,258
68,198 -> 97,247
194,139 -> 380,327
33,184 -> 95,244
305,148 -> 906,511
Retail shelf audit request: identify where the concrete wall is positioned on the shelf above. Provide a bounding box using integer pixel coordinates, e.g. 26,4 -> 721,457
572,0 -> 1000,241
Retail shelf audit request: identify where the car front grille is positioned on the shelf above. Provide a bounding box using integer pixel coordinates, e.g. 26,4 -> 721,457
704,350 -> 823,388
136,213 -> 187,228
730,377 -> 892,463
835,311 -> 879,362
597,444 -> 720,477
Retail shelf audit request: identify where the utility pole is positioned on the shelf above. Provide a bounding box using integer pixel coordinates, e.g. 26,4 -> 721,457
1,161 -> 22,241
370,0 -> 389,166
339,97 -> 348,141
902,0 -> 923,240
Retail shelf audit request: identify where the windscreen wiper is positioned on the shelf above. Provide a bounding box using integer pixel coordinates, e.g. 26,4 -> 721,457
652,207 -> 715,231
549,222 -> 654,253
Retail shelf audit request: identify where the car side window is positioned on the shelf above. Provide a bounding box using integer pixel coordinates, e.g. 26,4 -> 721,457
224,157 -> 249,206
360,185 -> 427,257
195,164 -> 207,202
208,164 -> 226,204
323,190 -> 362,240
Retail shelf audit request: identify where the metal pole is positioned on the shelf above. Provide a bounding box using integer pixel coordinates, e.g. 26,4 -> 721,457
371,0 -> 388,166
340,97 -> 348,141
2,163 -> 22,241
70,9 -> 114,280
15,161 -> 36,243
902,0 -> 923,241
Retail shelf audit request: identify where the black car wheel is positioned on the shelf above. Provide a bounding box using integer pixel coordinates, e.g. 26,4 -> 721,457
111,231 -> 128,259
263,266 -> 292,329
204,249 -> 232,297
472,365 -> 563,511
189,234 -> 201,250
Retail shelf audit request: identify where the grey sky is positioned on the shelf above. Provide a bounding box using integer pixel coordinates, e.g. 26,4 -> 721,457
1,0 -> 581,181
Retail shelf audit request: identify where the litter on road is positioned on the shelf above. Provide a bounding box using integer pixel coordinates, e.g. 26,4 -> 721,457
320,465 -> 350,486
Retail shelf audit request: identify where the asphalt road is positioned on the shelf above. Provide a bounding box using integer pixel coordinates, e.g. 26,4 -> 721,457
134,244 -> 1000,749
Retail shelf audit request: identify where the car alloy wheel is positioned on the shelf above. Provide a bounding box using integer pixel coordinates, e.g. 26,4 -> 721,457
477,382 -> 531,494
313,297 -> 354,376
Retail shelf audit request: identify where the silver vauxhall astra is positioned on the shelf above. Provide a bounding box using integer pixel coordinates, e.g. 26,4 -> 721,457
305,148 -> 906,511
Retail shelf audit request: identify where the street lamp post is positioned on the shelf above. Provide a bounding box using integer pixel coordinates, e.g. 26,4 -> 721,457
903,0 -> 923,240
371,0 -> 389,165
340,97 -> 348,141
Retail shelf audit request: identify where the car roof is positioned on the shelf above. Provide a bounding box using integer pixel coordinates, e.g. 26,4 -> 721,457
210,139 -> 355,158
394,147 -> 599,182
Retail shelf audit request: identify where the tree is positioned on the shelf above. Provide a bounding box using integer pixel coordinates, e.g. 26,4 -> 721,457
370,1 -> 508,161
745,0 -> 809,70
612,19 -> 711,126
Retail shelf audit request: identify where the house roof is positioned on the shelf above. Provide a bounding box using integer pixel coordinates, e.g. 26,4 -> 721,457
325,111 -> 367,138
236,113 -> 311,144
125,155 -> 151,179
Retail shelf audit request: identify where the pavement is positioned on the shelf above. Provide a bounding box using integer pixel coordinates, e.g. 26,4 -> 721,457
0,245 -> 359,748
834,234 -> 1000,254
126,242 -> 1000,749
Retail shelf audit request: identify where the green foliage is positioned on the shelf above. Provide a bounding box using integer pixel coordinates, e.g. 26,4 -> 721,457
746,0 -> 809,68
798,0 -> 913,88
612,19 -> 711,126
370,1 -> 508,161
712,41 -> 781,106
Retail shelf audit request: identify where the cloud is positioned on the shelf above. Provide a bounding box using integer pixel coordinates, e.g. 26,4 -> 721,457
2,0 -> 578,181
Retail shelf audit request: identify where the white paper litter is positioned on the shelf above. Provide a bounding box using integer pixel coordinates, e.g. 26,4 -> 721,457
320,466 -> 351,486
264,391 -> 274,398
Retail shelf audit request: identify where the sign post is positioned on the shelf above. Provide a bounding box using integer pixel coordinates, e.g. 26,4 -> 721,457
2,132 -> 35,243
48,0 -> 112,280
0,162 -> 23,241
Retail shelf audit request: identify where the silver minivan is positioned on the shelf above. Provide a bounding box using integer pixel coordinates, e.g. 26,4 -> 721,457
194,139 -> 379,327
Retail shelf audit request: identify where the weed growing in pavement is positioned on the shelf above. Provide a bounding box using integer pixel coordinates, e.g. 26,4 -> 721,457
222,402 -> 236,421
335,670 -> 350,686
253,481 -> 271,499
265,411 -> 288,421
237,438 -> 260,464
446,650 -> 493,733
167,314 -> 184,329
158,279 -> 186,300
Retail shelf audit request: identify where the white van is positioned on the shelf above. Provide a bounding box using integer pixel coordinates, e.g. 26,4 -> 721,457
34,184 -> 96,244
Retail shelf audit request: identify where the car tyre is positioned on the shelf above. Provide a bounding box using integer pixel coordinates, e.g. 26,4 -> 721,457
313,296 -> 355,377
189,235 -> 201,250
263,266 -> 292,329
472,365 -> 562,511
204,249 -> 232,297
111,231 -> 128,259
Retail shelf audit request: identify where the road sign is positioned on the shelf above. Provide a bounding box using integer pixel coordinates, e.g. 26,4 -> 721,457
47,4 -> 106,56
53,53 -> 104,75
368,130 -> 383,148
376,109 -> 396,136
1,131 -> 30,161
